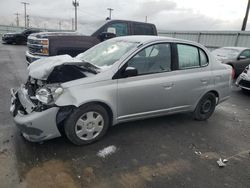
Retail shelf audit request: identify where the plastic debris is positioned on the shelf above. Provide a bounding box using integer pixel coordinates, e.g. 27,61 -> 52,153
194,151 -> 202,155
97,145 -> 117,158
217,158 -> 227,167
223,159 -> 228,163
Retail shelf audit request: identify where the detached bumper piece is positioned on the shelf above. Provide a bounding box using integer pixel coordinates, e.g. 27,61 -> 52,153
10,86 -> 61,142
236,73 -> 250,91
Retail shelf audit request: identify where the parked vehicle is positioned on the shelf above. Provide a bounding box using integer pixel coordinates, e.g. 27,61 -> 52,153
25,20 -> 157,64
2,28 -> 42,44
236,64 -> 250,92
212,47 -> 250,78
10,36 -> 232,145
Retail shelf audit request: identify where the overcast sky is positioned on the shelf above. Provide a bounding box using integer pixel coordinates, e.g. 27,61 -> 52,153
0,0 -> 249,33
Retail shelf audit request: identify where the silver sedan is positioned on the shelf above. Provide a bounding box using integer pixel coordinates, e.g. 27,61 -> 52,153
10,36 -> 233,145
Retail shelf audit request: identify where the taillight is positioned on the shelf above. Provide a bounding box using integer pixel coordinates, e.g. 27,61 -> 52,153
232,67 -> 235,79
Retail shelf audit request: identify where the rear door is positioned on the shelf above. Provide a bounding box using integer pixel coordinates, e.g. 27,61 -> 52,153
170,43 -> 212,108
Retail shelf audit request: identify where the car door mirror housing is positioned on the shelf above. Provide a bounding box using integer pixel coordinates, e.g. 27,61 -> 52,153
107,27 -> 116,34
98,32 -> 116,41
123,67 -> 138,77
238,55 -> 247,60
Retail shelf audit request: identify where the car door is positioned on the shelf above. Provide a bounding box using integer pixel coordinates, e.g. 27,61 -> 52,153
236,49 -> 250,74
116,43 -> 180,122
170,43 -> 211,108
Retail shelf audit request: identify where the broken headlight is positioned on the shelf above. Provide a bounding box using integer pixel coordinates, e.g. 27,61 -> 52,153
36,86 -> 63,104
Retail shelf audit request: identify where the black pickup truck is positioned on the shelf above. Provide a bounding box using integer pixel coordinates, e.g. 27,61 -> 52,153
26,20 -> 157,64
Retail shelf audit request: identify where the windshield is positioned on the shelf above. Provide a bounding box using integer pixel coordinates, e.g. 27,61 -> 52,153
76,39 -> 139,68
212,48 -> 241,59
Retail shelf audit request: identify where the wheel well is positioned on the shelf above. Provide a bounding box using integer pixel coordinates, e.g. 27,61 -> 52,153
208,90 -> 219,104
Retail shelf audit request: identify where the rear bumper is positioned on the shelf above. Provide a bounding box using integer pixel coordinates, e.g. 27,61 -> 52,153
10,87 -> 61,142
235,73 -> 250,90
26,51 -> 46,65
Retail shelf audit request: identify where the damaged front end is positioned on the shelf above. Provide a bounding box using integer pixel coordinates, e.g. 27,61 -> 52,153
10,55 -> 100,142
10,84 -> 62,142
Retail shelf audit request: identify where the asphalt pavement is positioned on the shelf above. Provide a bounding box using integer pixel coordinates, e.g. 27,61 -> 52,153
0,43 -> 250,188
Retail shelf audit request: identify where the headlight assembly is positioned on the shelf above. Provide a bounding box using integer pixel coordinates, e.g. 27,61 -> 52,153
36,86 -> 63,104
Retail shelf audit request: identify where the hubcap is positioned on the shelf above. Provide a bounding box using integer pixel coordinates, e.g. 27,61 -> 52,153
75,111 -> 104,141
201,100 -> 212,114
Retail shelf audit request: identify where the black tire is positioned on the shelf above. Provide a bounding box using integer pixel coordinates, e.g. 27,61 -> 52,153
64,104 -> 110,145
193,92 -> 216,121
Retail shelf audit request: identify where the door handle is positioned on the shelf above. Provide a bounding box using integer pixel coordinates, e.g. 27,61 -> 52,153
163,83 -> 174,89
200,79 -> 208,84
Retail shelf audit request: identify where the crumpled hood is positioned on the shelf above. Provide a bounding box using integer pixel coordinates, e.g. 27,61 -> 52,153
28,55 -> 80,80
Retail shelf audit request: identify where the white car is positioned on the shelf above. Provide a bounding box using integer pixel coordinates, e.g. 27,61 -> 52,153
236,65 -> 250,91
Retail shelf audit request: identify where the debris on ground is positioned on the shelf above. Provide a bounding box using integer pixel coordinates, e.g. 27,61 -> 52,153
223,159 -> 228,163
217,158 -> 227,167
97,145 -> 117,158
194,151 -> 202,155
0,148 -> 7,155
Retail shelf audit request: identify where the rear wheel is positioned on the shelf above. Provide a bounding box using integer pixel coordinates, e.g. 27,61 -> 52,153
193,92 -> 216,121
64,104 -> 110,145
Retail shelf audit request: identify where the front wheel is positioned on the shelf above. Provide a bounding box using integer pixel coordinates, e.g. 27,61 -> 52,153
64,104 -> 110,145
193,92 -> 216,121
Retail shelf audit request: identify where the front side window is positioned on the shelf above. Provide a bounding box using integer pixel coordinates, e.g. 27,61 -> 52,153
127,43 -> 172,75
108,23 -> 128,36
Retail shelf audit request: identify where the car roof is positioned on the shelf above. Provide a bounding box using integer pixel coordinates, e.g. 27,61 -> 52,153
112,35 -> 199,46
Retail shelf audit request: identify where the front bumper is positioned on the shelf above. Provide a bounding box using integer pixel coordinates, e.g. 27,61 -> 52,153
10,86 -> 61,142
26,51 -> 47,65
235,73 -> 250,90
2,36 -> 14,43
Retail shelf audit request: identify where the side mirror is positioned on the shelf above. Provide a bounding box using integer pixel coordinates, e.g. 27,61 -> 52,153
98,32 -> 116,41
238,55 -> 247,60
123,67 -> 138,77
107,27 -> 116,34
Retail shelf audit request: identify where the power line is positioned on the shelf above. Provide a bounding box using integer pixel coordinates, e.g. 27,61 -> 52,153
72,0 -> 79,31
21,2 -> 29,28
14,12 -> 20,26
107,8 -> 114,20
242,0 -> 250,31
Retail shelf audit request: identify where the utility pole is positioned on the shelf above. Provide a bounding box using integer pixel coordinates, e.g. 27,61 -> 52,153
107,8 -> 114,20
21,2 -> 29,28
145,16 -> 148,23
72,0 -> 79,31
26,15 -> 30,27
72,18 -> 74,31
15,13 -> 20,26
242,0 -> 250,31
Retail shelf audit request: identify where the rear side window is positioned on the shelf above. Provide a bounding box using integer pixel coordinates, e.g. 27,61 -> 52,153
177,44 -> 208,69
133,23 -> 154,35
